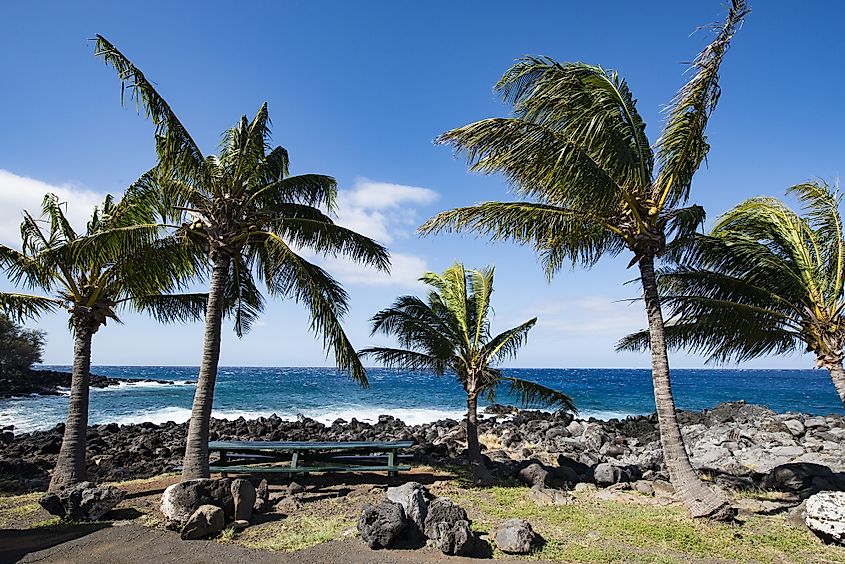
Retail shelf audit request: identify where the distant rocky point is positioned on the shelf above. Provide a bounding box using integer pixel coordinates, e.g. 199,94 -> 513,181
0,369 -> 180,399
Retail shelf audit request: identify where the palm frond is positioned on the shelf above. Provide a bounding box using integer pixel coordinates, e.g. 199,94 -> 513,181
501,376 -> 577,412
358,347 -> 447,374
133,293 -> 208,324
268,218 -> 390,270
495,58 -> 653,191
0,292 -> 62,322
255,232 -> 366,386
654,0 -> 749,210
482,317 -> 537,365
94,34 -> 206,183
419,202 -> 624,277
437,117 -> 622,213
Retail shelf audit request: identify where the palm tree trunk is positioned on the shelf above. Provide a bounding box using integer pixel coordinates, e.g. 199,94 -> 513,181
639,255 -> 731,520
48,316 -> 95,492
181,253 -> 230,480
466,392 -> 493,486
826,359 -> 845,407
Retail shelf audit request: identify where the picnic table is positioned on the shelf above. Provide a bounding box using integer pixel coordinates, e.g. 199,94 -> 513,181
207,440 -> 413,477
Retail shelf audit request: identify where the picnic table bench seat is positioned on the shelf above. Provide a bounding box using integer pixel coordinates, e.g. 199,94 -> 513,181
207,439 -> 413,477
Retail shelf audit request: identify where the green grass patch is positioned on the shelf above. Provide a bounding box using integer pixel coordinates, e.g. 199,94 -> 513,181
435,483 -> 843,563
0,492 -> 42,527
238,515 -> 354,552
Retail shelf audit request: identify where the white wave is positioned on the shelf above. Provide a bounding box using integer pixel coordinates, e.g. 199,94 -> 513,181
578,409 -> 645,421
94,380 -> 194,392
106,405 -> 467,427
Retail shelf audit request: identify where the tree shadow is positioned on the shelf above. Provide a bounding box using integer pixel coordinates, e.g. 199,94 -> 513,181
0,522 -> 110,563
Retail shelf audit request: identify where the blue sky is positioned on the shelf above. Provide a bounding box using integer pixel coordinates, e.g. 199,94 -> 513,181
0,1 -> 843,369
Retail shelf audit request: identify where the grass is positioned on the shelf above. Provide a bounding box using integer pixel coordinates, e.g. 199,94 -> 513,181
238,514 -> 354,552
0,492 -> 42,527
1,469 -> 841,562
436,482 -> 843,563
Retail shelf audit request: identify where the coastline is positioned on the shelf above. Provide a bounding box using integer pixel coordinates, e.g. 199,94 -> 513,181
3,401 -> 843,498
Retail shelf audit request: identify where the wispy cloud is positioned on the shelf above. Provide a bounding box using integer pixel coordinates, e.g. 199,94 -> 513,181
321,252 -> 429,288
525,296 -> 645,338
0,170 -> 105,246
309,178 -> 438,288
334,178 -> 439,244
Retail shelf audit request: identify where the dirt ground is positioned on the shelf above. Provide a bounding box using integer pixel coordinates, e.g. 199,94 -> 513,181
3,470 -> 549,564
3,469 -> 843,563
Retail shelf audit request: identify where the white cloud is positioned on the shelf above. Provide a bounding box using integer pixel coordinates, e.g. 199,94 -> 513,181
334,178 -> 439,244
0,170 -> 104,246
528,296 -> 645,338
321,252 -> 429,289
307,178 -> 437,288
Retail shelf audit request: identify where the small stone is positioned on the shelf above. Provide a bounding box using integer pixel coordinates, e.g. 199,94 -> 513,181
574,483 -> 597,493
358,500 -> 407,549
529,485 -> 572,506
232,519 -> 250,530
231,478 -> 256,522
803,491 -> 845,545
783,419 -> 805,437
288,482 -> 305,494
517,463 -> 550,488
181,504 -> 226,540
160,478 -> 234,527
386,481 -> 428,539
40,482 -> 125,521
652,479 -> 675,497
275,495 -> 303,512
634,480 -> 654,495
436,519 -> 475,555
423,498 -> 469,543
493,518 -> 536,554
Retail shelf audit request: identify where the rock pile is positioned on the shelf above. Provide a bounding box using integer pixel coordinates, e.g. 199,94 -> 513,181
358,482 -> 479,556
159,477 -> 270,539
39,481 -> 126,521
2,402 -> 843,501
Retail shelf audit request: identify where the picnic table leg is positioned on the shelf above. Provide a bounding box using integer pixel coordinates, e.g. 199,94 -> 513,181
387,451 -> 397,478
220,450 -> 228,478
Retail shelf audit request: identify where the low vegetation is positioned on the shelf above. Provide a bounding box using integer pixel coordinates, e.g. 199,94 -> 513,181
0,469 -> 840,562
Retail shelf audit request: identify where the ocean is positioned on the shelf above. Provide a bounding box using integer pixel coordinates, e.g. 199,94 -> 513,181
2,366 -> 843,434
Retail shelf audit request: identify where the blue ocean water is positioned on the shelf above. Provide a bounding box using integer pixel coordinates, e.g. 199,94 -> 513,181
1,366 -> 843,434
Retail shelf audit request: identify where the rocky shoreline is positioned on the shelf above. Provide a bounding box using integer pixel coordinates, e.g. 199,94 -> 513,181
1,401 -> 843,499
0,369 -> 186,398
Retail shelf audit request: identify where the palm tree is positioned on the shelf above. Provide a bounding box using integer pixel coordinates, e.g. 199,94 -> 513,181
420,2 -> 748,518
0,193 -> 201,492
360,263 -> 574,485
620,181 -> 845,407
94,36 -> 391,480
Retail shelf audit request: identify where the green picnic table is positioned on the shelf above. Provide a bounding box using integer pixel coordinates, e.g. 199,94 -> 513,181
207,440 -> 413,477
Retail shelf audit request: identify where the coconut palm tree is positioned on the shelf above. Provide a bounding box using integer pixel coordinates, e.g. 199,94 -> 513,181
420,2 -> 748,518
94,35 -> 391,480
619,181 -> 845,407
359,263 -> 574,484
0,192 -> 202,491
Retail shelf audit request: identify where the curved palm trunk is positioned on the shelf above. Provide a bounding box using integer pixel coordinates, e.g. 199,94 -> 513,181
825,359 -> 845,407
49,317 -> 95,492
466,392 -> 493,486
181,254 -> 231,480
639,255 -> 731,520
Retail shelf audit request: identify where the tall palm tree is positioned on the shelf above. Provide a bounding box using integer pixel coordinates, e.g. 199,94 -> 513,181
360,263 -> 574,485
94,36 -> 391,480
420,2 -> 748,518
0,193 -> 201,492
620,181 -> 845,407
